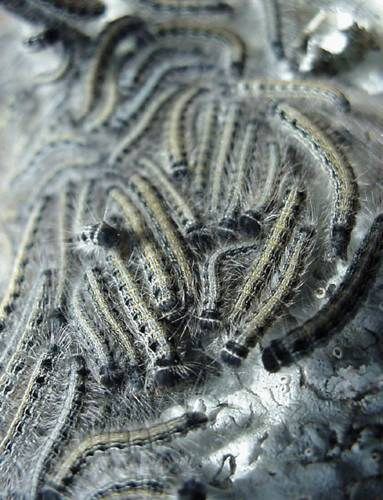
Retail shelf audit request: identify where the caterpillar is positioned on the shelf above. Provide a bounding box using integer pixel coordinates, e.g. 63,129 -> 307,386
229,186 -> 306,323
272,102 -> 358,259
52,411 -> 208,488
222,226 -> 314,366
262,214 -> 383,372
30,356 -> 87,497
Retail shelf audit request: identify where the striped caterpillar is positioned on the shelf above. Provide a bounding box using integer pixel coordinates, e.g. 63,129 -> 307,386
262,214 -> 383,372
52,411 -> 208,488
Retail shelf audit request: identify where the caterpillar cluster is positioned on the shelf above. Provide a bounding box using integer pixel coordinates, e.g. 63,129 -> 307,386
0,0 -> 382,497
